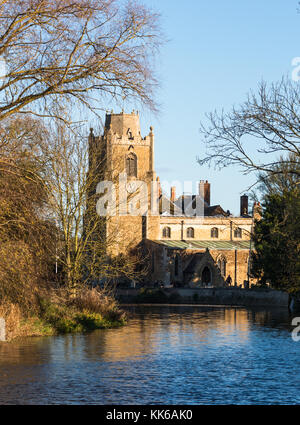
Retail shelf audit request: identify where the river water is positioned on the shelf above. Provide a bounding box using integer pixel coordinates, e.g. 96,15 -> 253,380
0,305 -> 299,405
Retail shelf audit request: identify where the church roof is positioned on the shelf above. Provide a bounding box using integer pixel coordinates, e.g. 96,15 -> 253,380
159,194 -> 183,216
204,205 -> 229,217
152,240 -> 251,251
174,195 -> 206,216
172,195 -> 229,217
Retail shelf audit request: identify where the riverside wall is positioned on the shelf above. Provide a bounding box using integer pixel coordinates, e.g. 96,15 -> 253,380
116,287 -> 289,308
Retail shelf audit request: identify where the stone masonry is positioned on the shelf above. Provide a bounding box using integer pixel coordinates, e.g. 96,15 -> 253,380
89,111 -> 260,287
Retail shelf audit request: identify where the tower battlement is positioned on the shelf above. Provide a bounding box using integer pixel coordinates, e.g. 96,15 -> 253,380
105,110 -> 141,139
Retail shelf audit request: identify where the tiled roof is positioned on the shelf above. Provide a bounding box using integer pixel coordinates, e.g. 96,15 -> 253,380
204,205 -> 228,217
152,240 -> 251,250
171,194 -> 230,217
159,195 -> 183,216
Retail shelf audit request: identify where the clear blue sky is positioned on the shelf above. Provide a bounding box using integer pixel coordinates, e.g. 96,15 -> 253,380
114,1 -> 300,214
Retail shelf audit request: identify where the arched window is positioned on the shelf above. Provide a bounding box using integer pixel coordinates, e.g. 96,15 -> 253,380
217,256 -> 227,277
162,227 -> 171,238
234,227 -> 242,238
211,227 -> 219,238
186,227 -> 194,238
126,153 -> 137,177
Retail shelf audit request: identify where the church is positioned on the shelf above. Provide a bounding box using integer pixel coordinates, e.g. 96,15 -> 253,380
89,110 -> 261,288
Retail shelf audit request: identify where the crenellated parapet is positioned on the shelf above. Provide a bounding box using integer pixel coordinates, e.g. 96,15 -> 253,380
104,110 -> 152,146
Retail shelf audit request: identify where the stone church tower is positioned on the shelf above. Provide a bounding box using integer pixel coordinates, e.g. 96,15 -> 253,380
89,111 -> 158,255
89,110 -> 258,288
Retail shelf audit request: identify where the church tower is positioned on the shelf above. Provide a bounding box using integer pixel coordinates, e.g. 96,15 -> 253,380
103,110 -> 155,183
89,111 -> 157,255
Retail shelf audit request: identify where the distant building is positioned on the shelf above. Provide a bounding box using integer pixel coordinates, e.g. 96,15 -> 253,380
89,111 -> 261,288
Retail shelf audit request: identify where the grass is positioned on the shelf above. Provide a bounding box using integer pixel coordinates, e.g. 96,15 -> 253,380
38,300 -> 125,334
0,288 -> 126,341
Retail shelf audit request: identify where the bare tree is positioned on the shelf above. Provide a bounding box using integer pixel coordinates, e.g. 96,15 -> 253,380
0,0 -> 162,121
41,120 -> 144,290
0,117 -> 56,312
0,0 -> 161,296
199,78 -> 300,182
0,114 -> 143,311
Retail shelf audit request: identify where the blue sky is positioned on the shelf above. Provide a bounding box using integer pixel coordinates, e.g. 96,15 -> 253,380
115,1 -> 300,214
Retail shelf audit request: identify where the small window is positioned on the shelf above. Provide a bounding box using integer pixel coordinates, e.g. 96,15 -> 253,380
234,227 -> 242,238
211,227 -> 219,238
162,227 -> 171,238
126,153 -> 137,177
186,227 -> 194,238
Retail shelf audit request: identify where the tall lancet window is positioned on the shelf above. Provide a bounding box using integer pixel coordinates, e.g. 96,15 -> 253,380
126,153 -> 137,177
217,256 -> 227,277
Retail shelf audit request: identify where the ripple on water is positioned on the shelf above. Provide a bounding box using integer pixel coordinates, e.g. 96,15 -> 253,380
0,305 -> 299,405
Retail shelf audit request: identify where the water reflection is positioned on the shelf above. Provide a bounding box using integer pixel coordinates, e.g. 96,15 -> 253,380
0,305 -> 299,404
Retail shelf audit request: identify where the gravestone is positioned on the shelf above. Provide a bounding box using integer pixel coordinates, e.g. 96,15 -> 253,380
0,318 -> 5,341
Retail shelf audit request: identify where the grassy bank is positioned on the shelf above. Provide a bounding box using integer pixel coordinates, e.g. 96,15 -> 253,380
0,288 -> 126,341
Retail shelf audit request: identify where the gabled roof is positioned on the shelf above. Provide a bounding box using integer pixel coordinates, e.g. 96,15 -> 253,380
174,195 -> 206,216
184,252 -> 206,274
204,205 -> 229,217
173,195 -> 229,217
159,194 -> 183,216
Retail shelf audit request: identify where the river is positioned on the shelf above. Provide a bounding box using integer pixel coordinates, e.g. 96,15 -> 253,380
0,305 -> 299,405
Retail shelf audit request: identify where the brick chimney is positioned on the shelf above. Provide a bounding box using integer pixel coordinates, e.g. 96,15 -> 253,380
170,186 -> 176,202
240,195 -> 249,216
199,180 -> 211,206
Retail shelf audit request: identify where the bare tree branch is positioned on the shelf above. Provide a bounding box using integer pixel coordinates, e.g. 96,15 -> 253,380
0,0 -> 163,121
199,78 -> 300,182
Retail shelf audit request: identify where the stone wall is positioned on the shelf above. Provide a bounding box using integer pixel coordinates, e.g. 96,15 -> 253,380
158,216 -> 252,241
209,249 -> 250,286
116,287 -> 289,308
145,240 -> 253,288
